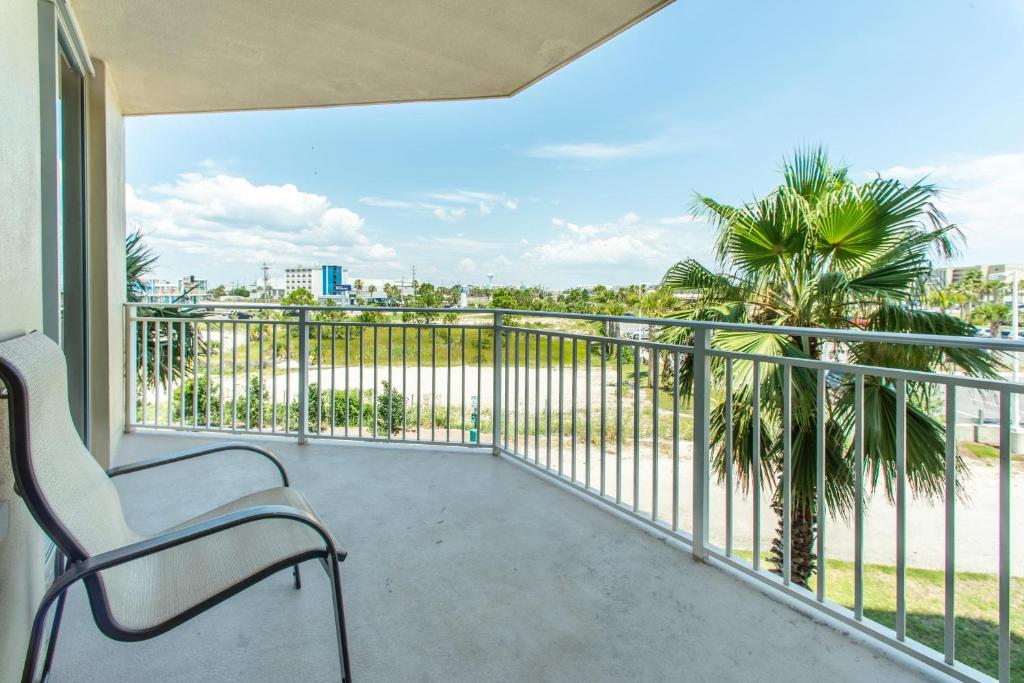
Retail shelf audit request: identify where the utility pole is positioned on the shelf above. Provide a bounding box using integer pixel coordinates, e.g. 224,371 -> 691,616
261,262 -> 271,300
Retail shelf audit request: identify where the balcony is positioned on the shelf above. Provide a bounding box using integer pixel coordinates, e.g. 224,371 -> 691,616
102,302 -> 1024,681
51,431 -> 933,682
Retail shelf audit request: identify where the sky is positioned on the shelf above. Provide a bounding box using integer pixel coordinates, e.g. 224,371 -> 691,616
125,0 -> 1024,290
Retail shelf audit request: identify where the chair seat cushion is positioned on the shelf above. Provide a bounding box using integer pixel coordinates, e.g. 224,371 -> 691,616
96,487 -> 333,632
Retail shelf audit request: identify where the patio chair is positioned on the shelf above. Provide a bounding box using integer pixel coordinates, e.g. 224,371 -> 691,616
0,331 -> 352,682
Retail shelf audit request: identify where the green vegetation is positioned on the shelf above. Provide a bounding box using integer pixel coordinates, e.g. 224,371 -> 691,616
661,147 -> 1000,587
928,267 -> 1007,322
735,549 -> 1020,679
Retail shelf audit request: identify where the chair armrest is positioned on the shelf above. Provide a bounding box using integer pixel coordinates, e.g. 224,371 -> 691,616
106,442 -> 289,486
79,503 -> 343,573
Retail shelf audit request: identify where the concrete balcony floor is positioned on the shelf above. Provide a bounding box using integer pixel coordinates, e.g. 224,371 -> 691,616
50,431 -> 938,682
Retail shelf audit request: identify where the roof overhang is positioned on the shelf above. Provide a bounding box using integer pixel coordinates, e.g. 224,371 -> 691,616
69,0 -> 673,116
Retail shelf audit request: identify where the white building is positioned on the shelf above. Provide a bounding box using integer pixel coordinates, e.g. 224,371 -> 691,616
285,265 -> 349,301
934,263 -> 1024,286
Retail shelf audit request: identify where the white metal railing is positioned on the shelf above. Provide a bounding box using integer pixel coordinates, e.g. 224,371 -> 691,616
124,302 -> 1023,682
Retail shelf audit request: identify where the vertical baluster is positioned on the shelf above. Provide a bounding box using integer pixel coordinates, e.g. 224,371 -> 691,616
559,336 -> 564,473
193,320 -> 199,428
752,361 -> 761,571
373,325 -> 379,439
616,343 -> 623,504
632,343 -> 640,512
403,324 -> 409,439
692,328 -> 711,560
245,322 -> 252,431
816,367 -> 827,601
235,321 -> 241,430
359,323 -> 364,438
316,323 -> 323,435
389,326 -> 394,440
725,358 -> 734,555
154,320 -> 161,426
572,340 -> 578,481
546,334 -> 553,469
535,333 -> 541,462
205,322 -> 212,428
461,327 -> 466,443
445,325 -> 451,442
331,324 -> 337,436
524,332 -> 530,459
600,346 -> 607,495
166,321 -> 174,426
514,331 -> 520,454
180,321 -> 186,427
271,324 -> 277,432
477,326 -> 482,445
416,327 -> 422,441
230,321 -> 237,429
853,373 -> 865,616
651,347 -> 659,521
282,323 -> 286,430
257,321 -> 264,431
431,327 -> 437,442
999,389 -> 1012,683
126,312 -> 137,432
672,350 -> 680,532
141,320 -> 149,425
491,317 -> 502,452
297,311 -> 309,444
782,364 -> 792,585
944,383 -> 956,664
586,341 -> 593,489
504,330 -> 510,448
345,326 -> 351,437
895,377 -> 907,640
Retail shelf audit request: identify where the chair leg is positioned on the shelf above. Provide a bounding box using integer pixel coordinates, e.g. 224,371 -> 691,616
322,556 -> 352,682
39,551 -> 69,681
22,585 -> 68,683
38,590 -> 67,682
293,564 -> 302,589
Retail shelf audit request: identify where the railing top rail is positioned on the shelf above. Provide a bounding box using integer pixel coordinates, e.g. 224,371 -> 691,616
124,302 -> 1024,352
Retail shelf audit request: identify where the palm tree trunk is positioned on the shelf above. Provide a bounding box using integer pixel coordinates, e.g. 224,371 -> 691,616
768,499 -> 816,588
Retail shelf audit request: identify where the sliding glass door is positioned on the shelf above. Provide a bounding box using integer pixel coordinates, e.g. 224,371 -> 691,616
40,0 -> 91,443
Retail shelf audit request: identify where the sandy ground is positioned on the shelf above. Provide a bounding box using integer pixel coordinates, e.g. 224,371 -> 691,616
142,363 -> 1024,575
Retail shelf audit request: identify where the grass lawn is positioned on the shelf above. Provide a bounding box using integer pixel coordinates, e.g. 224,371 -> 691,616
959,440 -> 1024,462
735,550 -> 1020,679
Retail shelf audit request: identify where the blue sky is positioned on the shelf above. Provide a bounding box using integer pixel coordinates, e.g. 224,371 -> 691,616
126,0 -> 1024,289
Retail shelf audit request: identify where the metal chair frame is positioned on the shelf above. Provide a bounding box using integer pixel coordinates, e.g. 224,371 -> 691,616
0,353 -> 352,682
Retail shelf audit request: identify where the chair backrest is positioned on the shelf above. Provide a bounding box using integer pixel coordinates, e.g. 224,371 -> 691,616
0,331 -> 135,561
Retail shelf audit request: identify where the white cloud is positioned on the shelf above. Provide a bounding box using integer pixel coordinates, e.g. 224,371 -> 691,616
527,139 -> 672,161
878,152 -> 1024,265
360,189 -> 517,221
127,173 -> 396,280
432,206 -> 467,222
459,257 -> 477,272
657,214 -> 703,225
520,213 -> 713,279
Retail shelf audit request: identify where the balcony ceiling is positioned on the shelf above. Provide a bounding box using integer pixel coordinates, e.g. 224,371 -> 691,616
70,0 -> 673,116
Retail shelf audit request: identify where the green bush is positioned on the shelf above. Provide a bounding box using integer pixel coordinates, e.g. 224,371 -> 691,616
172,376 -> 221,426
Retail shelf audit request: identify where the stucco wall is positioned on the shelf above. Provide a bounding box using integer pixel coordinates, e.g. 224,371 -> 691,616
87,59 -> 126,468
0,0 -> 47,680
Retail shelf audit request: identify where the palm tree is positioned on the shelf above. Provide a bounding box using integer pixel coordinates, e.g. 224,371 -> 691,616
127,230 -> 206,387
660,148 -> 1000,587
